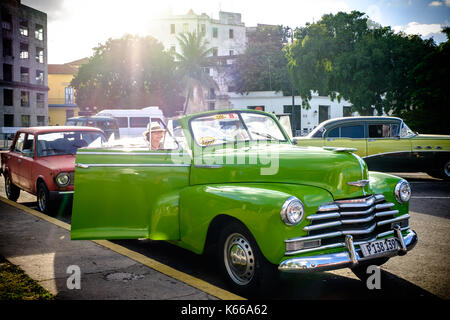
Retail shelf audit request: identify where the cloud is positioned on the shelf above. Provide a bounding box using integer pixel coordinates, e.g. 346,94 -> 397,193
429,1 -> 443,6
393,22 -> 443,37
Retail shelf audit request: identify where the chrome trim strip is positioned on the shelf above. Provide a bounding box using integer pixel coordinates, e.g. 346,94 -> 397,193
375,202 -> 395,210
377,214 -> 410,226
58,191 -> 74,194
375,209 -> 399,217
339,206 -> 375,216
193,164 -> 223,168
77,152 -> 187,156
306,212 -> 341,221
345,235 -> 358,266
317,204 -> 340,212
303,221 -> 342,232
347,179 -> 369,187
75,163 -> 191,168
363,150 -> 449,159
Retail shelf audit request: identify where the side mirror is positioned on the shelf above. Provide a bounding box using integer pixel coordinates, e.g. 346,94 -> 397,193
22,149 -> 33,158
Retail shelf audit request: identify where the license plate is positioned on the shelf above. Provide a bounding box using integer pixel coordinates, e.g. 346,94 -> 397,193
360,238 -> 398,257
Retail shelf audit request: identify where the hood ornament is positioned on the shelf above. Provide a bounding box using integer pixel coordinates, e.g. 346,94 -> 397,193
347,179 -> 369,187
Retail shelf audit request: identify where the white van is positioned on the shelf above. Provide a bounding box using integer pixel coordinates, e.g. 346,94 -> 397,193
96,107 -> 165,139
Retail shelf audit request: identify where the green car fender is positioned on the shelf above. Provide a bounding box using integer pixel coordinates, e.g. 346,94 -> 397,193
367,171 -> 409,216
176,183 -> 334,264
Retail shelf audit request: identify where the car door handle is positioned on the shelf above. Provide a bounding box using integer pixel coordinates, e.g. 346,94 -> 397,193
368,139 -> 376,142
327,138 -> 335,141
18,158 -> 22,163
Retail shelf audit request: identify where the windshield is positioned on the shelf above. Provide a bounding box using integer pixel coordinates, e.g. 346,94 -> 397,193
190,112 -> 287,146
36,131 -> 106,157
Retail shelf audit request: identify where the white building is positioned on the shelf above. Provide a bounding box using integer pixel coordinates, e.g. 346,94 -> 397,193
149,10 -> 247,58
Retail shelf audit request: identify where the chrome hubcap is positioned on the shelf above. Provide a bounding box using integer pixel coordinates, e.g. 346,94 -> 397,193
445,161 -> 450,177
224,233 -> 255,285
5,177 -> 11,196
38,188 -> 46,211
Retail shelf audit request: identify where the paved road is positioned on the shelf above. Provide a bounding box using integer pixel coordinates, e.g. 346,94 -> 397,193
1,172 -> 449,299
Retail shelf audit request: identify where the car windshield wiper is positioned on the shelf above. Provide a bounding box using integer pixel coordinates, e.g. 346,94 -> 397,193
250,131 -> 281,141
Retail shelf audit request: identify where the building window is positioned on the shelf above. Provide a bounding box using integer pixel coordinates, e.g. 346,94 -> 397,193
3,89 -> 13,106
200,24 -> 206,35
65,87 -> 74,104
170,46 -> 176,53
66,109 -> 74,119
36,47 -> 44,63
229,50 -> 234,56
208,102 -> 215,110
318,105 -> 330,124
4,114 -> 14,127
3,64 -> 13,81
20,43 -> 29,59
36,70 -> 44,85
212,27 -> 218,38
1,11 -> 12,30
212,47 -> 218,57
21,115 -> 30,127
2,38 -> 12,56
343,106 -> 352,117
183,23 -> 189,33
37,115 -> 45,126
229,29 -> 234,39
20,67 -> 29,83
21,91 -> 29,107
170,24 -> 175,34
35,24 -> 44,40
36,93 -> 45,108
19,19 -> 28,36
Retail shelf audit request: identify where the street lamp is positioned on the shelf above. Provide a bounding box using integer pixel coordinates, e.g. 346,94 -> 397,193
286,26 -> 296,137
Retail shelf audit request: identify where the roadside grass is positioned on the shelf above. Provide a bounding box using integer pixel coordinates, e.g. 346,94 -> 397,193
0,255 -> 54,300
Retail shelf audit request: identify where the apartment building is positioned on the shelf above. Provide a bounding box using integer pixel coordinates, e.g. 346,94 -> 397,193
0,0 -> 48,141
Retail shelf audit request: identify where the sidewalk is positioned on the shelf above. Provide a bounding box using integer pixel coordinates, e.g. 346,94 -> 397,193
0,198 -> 241,300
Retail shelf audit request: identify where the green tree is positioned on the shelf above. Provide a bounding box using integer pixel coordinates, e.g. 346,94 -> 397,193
397,28 -> 450,134
286,11 -> 436,117
174,32 -> 217,114
231,25 -> 294,95
71,34 -> 184,116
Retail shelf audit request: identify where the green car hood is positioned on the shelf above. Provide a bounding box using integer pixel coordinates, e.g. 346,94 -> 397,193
191,143 -> 369,200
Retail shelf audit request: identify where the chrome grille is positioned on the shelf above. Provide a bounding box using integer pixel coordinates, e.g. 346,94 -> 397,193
285,194 -> 410,255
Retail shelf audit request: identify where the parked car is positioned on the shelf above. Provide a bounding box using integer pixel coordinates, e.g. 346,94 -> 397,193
1,126 -> 107,213
71,110 -> 417,295
66,116 -> 120,140
96,106 -> 165,139
294,116 -> 450,180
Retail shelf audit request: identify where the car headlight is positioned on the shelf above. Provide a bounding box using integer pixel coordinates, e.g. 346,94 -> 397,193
395,179 -> 411,204
56,172 -> 71,187
281,197 -> 304,226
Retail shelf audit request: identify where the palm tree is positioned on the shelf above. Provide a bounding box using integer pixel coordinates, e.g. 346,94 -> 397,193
175,32 -> 218,114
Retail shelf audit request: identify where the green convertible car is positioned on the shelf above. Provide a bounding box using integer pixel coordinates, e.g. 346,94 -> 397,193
71,110 -> 418,295
295,116 -> 450,180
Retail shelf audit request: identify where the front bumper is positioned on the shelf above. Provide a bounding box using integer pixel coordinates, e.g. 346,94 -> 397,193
49,190 -> 74,201
278,228 -> 418,272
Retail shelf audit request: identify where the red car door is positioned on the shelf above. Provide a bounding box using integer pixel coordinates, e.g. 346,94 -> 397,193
18,133 -> 35,192
7,132 -> 26,188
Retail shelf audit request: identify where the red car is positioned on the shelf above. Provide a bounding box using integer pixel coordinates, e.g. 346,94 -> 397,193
1,126 -> 106,213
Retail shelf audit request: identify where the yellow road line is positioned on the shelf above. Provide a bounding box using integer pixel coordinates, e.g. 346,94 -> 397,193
0,196 -> 245,300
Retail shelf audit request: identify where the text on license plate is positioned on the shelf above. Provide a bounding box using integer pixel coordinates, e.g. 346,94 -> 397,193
360,238 -> 398,257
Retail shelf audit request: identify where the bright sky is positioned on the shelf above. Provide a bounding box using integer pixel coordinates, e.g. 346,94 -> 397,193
22,0 -> 450,64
